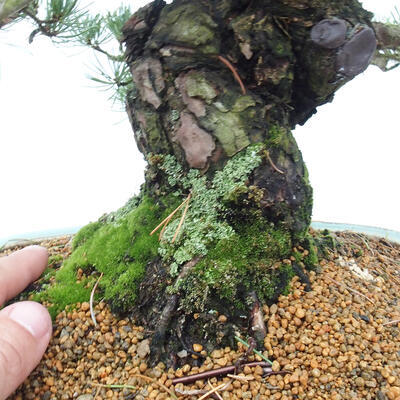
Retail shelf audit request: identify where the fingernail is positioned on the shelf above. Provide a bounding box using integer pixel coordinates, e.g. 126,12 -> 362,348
8,302 -> 51,339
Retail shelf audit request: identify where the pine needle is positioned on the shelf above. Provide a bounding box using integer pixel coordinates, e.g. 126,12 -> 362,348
235,335 -> 273,365
227,374 -> 254,381
266,150 -> 284,174
171,192 -> 191,243
383,319 -> 400,326
217,55 -> 246,94
130,374 -> 178,400
198,381 -> 229,400
90,382 -> 136,390
326,276 -> 374,304
207,379 -> 224,400
90,273 -> 103,327
150,196 -> 189,237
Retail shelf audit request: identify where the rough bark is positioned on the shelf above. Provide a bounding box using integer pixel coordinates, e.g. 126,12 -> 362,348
114,0 -> 378,363
0,0 -> 31,27
56,0 -> 379,367
372,21 -> 400,71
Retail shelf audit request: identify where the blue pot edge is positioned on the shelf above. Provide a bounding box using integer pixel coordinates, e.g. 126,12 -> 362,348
1,221 -> 399,248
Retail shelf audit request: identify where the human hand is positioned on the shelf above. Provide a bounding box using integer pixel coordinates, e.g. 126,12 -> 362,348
0,246 -> 52,399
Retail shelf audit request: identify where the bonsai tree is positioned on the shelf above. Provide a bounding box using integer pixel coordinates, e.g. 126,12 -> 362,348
3,0 -> 400,363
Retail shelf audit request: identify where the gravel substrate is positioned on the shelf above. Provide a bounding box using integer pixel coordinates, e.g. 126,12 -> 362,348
4,231 -> 400,400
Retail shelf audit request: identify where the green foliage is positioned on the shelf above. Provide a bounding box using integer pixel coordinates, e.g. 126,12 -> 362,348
89,58 -> 133,105
104,5 -> 132,42
44,0 -> 82,34
14,0 -> 133,105
37,195 -> 179,316
158,144 -> 264,275
74,13 -> 108,46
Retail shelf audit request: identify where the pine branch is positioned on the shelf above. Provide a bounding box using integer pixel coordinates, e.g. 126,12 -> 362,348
372,19 -> 400,71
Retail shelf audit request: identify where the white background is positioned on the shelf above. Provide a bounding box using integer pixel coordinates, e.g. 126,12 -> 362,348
0,0 -> 399,241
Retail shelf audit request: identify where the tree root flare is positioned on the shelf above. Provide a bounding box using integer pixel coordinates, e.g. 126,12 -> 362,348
150,256 -> 202,362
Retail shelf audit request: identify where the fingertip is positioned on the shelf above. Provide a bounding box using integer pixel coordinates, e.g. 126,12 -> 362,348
0,301 -> 52,399
6,301 -> 52,342
20,245 -> 49,265
0,246 -> 49,307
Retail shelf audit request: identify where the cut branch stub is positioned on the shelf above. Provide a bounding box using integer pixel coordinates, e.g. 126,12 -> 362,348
311,18 -> 347,49
337,27 -> 377,77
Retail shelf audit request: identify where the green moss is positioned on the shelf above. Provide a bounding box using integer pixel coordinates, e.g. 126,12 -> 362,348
72,221 -> 102,250
101,194 -> 141,224
179,220 -> 292,312
37,195 -> 179,316
302,235 -> 319,269
47,254 -> 64,266
314,229 -> 337,258
265,125 -> 291,151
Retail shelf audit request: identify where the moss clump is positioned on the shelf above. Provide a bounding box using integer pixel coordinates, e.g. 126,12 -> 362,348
71,221 -> 102,250
314,229 -> 337,258
265,125 -> 292,152
179,220 -> 292,312
36,195 -> 179,317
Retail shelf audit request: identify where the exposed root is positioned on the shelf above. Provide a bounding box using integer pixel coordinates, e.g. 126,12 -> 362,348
272,16 -> 291,39
151,256 -> 202,362
354,233 -> 374,255
227,374 -> 254,381
175,381 -> 231,399
151,294 -> 179,361
172,361 -> 283,385
249,291 -> 267,345
90,382 -> 136,390
383,319 -> 400,326
217,55 -> 246,94
207,380 -> 224,400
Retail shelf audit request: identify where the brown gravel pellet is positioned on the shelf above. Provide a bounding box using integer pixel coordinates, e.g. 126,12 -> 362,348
4,232 -> 400,399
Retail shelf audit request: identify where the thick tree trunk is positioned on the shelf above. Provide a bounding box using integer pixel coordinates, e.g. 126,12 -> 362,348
63,0 -> 377,366
113,0 -> 377,363
0,0 -> 31,27
122,0 -> 376,232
